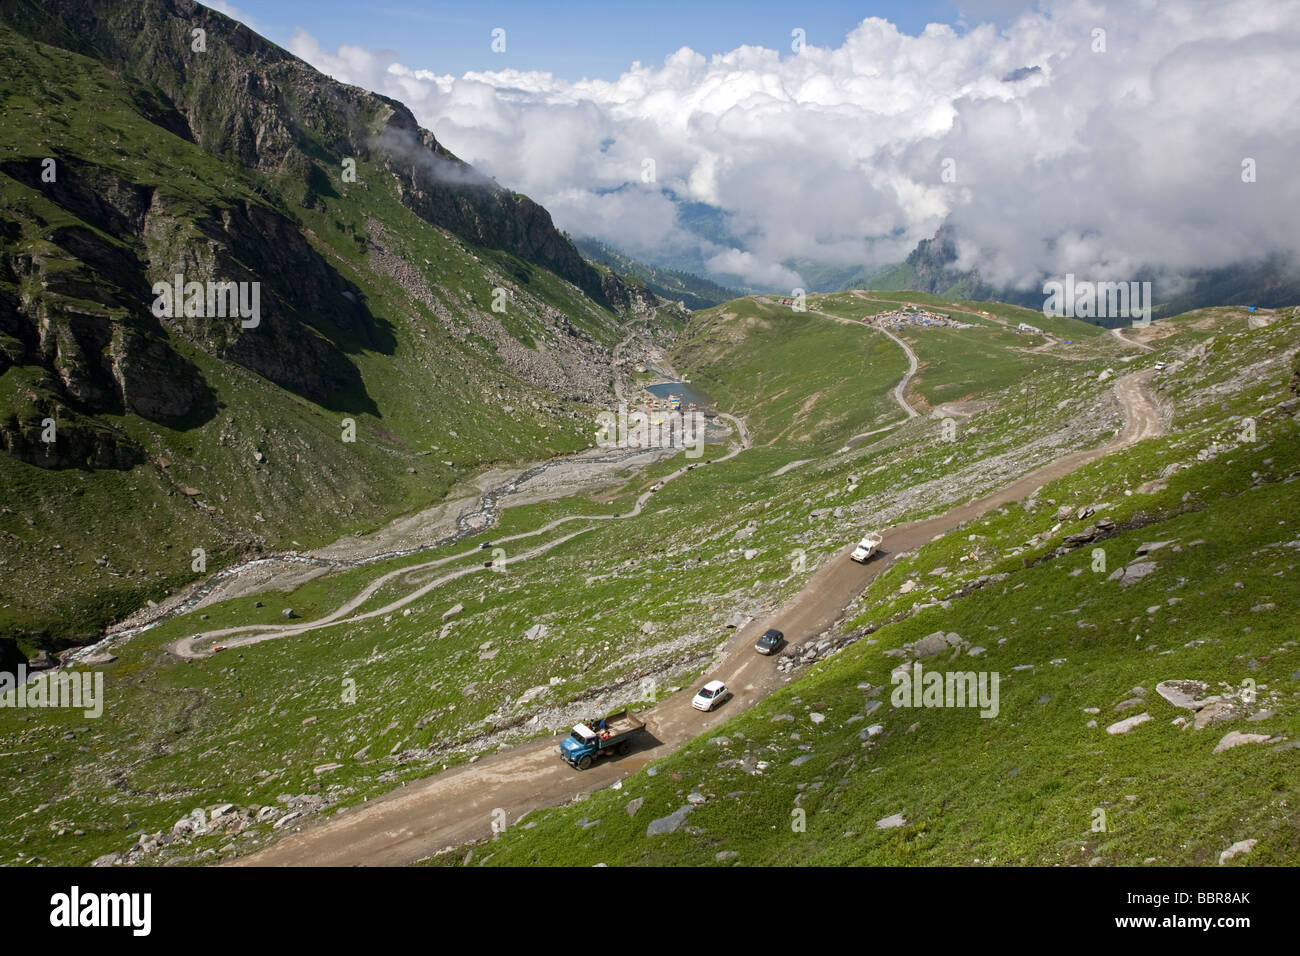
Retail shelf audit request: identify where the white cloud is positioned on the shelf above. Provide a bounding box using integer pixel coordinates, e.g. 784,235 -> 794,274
287,1 -> 1300,292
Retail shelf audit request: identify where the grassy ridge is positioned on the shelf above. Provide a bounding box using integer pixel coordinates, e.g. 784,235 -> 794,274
672,297 -> 907,446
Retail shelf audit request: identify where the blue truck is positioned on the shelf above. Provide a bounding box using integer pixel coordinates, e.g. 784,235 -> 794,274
559,709 -> 645,770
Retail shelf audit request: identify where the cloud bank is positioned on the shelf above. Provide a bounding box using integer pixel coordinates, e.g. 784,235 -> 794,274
287,0 -> 1300,292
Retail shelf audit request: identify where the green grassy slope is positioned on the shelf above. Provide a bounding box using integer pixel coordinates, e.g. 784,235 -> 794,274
0,284 -> 1153,866
671,297 -> 906,446
449,310 -> 1300,867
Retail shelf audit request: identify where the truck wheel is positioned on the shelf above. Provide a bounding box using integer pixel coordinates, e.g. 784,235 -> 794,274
577,755 -> 593,770
616,741 -> 631,757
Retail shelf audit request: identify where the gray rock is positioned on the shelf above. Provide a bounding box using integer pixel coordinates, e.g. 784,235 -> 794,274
626,797 -> 644,817
1106,713 -> 1151,734
1155,680 -> 1208,710
646,805 -> 694,837
1109,561 -> 1158,586
1218,839 -> 1257,864
1194,699 -> 1243,730
909,631 -> 951,658
1213,731 -> 1270,754
441,603 -> 463,622
1135,541 -> 1174,555
876,812 -> 907,829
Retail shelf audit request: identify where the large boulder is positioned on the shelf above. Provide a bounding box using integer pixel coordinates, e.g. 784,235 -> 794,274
1155,680 -> 1209,710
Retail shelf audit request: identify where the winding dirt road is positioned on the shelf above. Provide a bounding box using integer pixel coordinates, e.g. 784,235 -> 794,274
171,413 -> 751,660
238,369 -> 1165,866
797,299 -> 921,450
876,324 -> 921,420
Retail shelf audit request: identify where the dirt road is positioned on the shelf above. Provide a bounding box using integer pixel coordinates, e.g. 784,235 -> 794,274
799,303 -> 921,450
239,370 -> 1164,866
1111,326 -> 1156,352
170,412 -> 751,660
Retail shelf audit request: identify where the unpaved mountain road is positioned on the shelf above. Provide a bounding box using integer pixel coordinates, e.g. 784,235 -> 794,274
170,413 -> 750,660
878,324 -> 921,419
799,297 -> 920,450
1111,325 -> 1156,352
238,370 -> 1164,866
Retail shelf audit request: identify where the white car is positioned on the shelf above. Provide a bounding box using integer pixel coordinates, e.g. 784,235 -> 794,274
1154,361 -> 1166,370
850,532 -> 883,563
691,679 -> 730,712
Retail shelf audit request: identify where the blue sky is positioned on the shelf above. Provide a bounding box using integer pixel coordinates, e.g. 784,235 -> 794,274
227,0 -> 1020,80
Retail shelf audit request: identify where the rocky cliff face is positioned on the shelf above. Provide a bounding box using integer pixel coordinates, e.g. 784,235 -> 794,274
902,225 -> 998,303
0,151 -> 382,466
0,0 -> 661,472
15,0 -> 632,311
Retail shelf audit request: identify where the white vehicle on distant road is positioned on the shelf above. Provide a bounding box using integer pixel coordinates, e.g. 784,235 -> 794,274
691,680 -> 730,712
850,531 -> 883,563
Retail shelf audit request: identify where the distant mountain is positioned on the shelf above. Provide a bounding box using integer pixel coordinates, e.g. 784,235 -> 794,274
1151,254 -> 1300,319
572,236 -> 740,309
778,259 -> 875,294
871,223 -> 1300,323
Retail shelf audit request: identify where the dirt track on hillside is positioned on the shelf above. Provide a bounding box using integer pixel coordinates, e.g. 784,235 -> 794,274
237,370 -> 1164,866
170,413 -> 750,661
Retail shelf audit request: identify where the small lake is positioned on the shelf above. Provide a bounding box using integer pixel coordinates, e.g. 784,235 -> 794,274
644,381 -> 714,409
